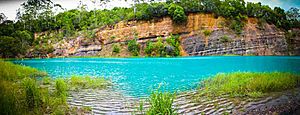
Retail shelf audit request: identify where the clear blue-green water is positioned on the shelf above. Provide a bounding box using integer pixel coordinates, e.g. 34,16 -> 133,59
13,56 -> 300,97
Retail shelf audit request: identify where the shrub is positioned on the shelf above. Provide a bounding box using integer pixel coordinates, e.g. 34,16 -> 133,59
166,35 -> 180,56
203,30 -> 212,37
220,35 -> 231,43
168,3 -> 187,24
112,43 -> 121,54
153,37 -> 166,56
229,20 -> 244,35
127,38 -> 140,56
147,89 -> 177,115
145,41 -> 155,56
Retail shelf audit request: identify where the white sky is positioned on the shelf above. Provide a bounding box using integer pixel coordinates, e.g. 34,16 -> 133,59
0,0 -> 299,20
0,0 -> 134,20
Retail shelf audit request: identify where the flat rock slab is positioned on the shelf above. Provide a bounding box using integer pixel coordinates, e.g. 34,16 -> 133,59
68,88 -> 300,115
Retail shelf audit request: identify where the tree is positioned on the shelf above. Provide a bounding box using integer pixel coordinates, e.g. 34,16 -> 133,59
286,7 -> 300,28
0,36 -> 23,57
0,20 -> 15,36
0,13 -> 7,23
12,30 -> 33,46
287,7 -> 300,20
17,0 -> 58,32
168,3 -> 187,24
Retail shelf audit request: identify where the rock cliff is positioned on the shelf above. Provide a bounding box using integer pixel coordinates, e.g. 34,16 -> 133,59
42,13 -> 299,57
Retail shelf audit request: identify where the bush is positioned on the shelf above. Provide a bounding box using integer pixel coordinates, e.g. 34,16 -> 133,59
220,35 -> 231,43
145,41 -> 155,56
127,38 -> 140,56
153,37 -> 166,56
0,36 -> 24,58
112,43 -> 121,54
166,35 -> 180,56
168,3 -> 187,24
203,30 -> 212,37
228,19 -> 244,35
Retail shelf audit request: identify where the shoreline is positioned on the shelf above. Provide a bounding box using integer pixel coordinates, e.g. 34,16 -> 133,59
67,86 -> 300,114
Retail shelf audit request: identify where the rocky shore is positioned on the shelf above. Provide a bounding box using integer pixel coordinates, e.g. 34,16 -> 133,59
67,87 -> 300,115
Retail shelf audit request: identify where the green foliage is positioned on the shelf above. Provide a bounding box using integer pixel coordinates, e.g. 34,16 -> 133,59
166,35 -> 180,56
55,78 -> 68,100
145,40 -> 155,56
42,77 -> 51,85
22,77 -> 42,111
153,37 -> 166,56
138,100 -> 144,114
0,61 -> 46,81
147,89 -> 177,115
136,3 -> 169,20
220,35 -> 231,43
145,36 -> 180,57
228,19 -> 245,35
168,3 -> 187,24
1,0 -> 299,58
199,72 -> 300,98
203,29 -> 212,37
0,36 -> 25,58
0,80 -> 24,115
112,43 -> 121,54
68,75 -> 111,90
0,61 -> 70,114
127,38 -> 140,56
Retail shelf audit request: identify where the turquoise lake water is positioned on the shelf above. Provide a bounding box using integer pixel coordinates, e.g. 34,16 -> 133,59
13,56 -> 300,97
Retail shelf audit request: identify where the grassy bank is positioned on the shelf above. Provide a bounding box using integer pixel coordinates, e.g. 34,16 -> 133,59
197,72 -> 300,98
0,61 -> 111,114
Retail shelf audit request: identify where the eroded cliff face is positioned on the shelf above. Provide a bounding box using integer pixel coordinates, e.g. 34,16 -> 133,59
46,13 -> 298,57
182,18 -> 288,56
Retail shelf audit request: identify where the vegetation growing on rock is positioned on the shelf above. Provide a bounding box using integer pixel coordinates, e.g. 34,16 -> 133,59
127,38 -> 140,56
0,0 -> 299,58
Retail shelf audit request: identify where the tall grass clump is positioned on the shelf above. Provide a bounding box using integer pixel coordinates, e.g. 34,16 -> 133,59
0,80 -> 23,115
0,61 -> 70,114
68,75 -> 111,90
0,61 -> 47,81
200,72 -> 300,98
147,88 -> 177,115
55,78 -> 68,100
22,77 -> 42,111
